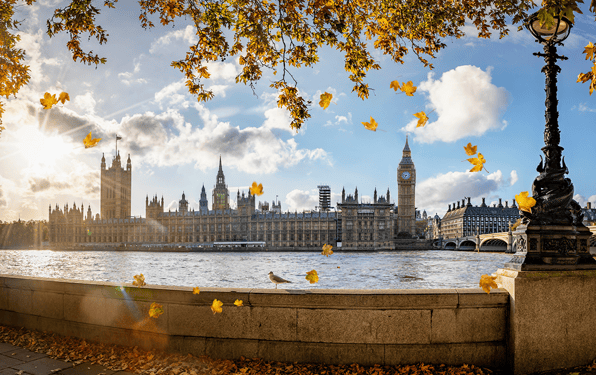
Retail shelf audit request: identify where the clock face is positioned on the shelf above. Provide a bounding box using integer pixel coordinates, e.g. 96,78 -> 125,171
401,171 -> 411,180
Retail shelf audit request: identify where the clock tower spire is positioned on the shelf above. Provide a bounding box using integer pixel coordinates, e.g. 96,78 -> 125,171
212,155 -> 230,210
397,135 -> 416,237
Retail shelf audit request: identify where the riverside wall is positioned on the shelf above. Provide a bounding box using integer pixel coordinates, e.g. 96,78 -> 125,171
0,275 -> 507,368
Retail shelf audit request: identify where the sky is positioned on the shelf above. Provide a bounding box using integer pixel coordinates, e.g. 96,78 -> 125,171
2,1 -> 596,223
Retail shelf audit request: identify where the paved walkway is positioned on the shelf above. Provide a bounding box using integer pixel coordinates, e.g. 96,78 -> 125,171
0,342 -> 135,375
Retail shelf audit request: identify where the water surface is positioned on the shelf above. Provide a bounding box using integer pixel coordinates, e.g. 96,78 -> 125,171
0,250 -> 512,289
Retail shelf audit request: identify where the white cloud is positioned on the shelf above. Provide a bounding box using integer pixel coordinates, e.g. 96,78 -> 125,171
94,104 -> 330,174
324,112 -> 352,127
208,85 -> 229,98
574,103 -> 596,112
285,189 -> 318,212
510,170 -> 518,186
74,92 -> 97,115
154,80 -> 188,109
402,65 -> 509,143
417,170 -> 507,216
573,194 -> 596,208
118,59 -> 147,85
149,25 -> 198,54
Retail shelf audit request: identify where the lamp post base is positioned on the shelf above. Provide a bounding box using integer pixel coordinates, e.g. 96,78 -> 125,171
504,224 -> 596,271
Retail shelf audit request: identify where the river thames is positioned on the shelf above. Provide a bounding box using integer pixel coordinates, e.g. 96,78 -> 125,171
0,250 -> 513,289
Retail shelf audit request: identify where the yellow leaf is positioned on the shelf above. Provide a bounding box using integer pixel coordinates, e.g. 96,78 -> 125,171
211,299 -> 223,314
305,269 -> 319,284
467,153 -> 487,172
361,116 -> 378,131
584,42 -> 596,61
87,229 -> 92,236
479,274 -> 498,294
463,143 -> 477,156
413,111 -> 428,127
319,92 -> 332,109
148,302 -> 164,318
192,287 -> 200,295
389,80 -> 400,91
132,274 -> 146,287
515,191 -> 536,213
58,92 -> 70,104
234,299 -> 243,307
83,131 -> 102,149
40,92 -> 58,109
401,81 -> 417,96
321,244 -> 333,257
250,182 -> 264,196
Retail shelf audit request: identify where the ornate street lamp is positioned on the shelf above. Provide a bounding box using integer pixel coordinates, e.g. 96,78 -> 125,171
505,11 -> 596,270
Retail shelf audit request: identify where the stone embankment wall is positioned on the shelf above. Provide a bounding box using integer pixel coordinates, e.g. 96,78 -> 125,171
0,275 -> 507,368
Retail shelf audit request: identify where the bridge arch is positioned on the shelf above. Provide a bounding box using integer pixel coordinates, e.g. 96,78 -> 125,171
480,238 -> 507,252
444,241 -> 457,250
459,240 -> 476,250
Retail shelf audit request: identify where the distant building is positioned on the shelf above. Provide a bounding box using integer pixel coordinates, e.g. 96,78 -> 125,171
317,185 -> 331,211
439,197 -> 520,239
49,138 -> 423,250
583,202 -> 596,226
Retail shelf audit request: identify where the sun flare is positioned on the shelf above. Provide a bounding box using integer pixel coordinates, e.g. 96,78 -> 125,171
13,125 -> 74,167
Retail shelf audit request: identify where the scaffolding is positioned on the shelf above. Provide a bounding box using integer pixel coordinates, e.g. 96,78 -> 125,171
317,185 -> 331,211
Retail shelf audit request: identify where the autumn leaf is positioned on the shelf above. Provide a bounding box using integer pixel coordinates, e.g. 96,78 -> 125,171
389,80 -> 400,91
192,287 -> 200,295
40,92 -> 58,109
86,229 -> 92,236
250,182 -> 264,196
58,92 -> 70,104
305,269 -> 319,284
401,81 -> 417,96
148,302 -> 164,318
234,299 -> 243,307
83,131 -> 101,149
361,116 -> 378,131
211,299 -> 223,314
463,143 -> 477,156
515,191 -> 536,213
584,42 -> 596,61
321,244 -> 333,257
319,92 -> 332,109
132,274 -> 146,287
413,111 -> 428,128
479,274 -> 498,294
467,153 -> 488,173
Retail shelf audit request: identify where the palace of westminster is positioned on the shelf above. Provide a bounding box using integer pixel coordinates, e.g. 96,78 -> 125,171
48,137 -> 596,249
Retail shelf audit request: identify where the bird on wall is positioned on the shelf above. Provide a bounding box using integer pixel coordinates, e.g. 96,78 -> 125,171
268,271 -> 292,289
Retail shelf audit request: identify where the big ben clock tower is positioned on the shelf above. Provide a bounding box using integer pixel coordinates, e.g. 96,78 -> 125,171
397,136 -> 416,236
212,156 -> 230,210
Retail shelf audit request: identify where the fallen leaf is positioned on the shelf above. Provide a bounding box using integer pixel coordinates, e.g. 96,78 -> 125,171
463,143 -> 477,156
148,302 -> 164,318
361,117 -> 378,131
211,299 -> 223,314
83,131 -> 101,149
467,153 -> 487,173
401,81 -> 417,96
584,42 -> 596,61
389,80 -> 400,91
250,182 -> 264,196
58,92 -> 70,104
479,274 -> 498,294
305,270 -> 319,284
321,244 -> 333,257
132,274 -> 146,287
413,111 -> 428,128
192,287 -> 200,294
319,92 -> 332,109
515,191 -> 536,213
40,92 -> 58,109
234,299 -> 243,307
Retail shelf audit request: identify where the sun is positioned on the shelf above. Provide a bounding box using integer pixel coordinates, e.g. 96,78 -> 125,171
13,125 -> 74,167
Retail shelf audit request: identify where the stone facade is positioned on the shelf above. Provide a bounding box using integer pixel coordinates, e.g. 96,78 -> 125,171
438,197 -> 521,239
49,138 -> 421,250
397,136 -> 416,237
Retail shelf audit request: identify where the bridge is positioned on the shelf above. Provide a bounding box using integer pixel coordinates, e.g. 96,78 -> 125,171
432,225 -> 596,253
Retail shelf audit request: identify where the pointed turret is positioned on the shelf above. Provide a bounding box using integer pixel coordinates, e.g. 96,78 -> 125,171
399,135 -> 414,166
101,153 -> 106,169
387,188 -> 390,203
342,187 -> 345,203
355,187 -> 358,203
374,187 -> 377,203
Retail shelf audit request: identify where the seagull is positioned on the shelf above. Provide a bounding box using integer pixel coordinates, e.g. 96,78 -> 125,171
268,271 -> 292,289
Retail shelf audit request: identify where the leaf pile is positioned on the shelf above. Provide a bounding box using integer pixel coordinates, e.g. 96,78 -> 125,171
2,324 -> 596,375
